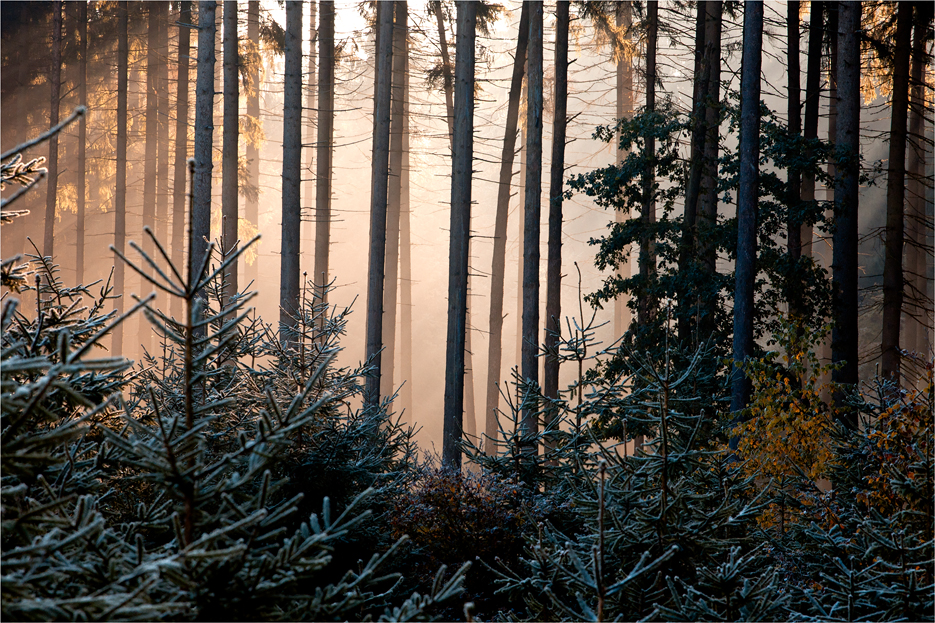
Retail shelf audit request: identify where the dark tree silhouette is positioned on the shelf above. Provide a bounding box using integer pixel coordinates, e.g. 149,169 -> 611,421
172,0 -> 192,320
43,0 -> 62,260
192,1 -> 216,301
280,0 -> 303,338
113,1 -> 129,355
222,0 -> 239,304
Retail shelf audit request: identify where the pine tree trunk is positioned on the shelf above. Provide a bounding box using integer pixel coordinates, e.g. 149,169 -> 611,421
173,1 -> 192,319
638,1 -> 657,329
156,5 -> 169,251
400,42 -> 413,420
880,3 -> 913,383
382,1 -> 407,400
442,0 -> 477,470
245,0 -> 260,288
729,0 -> 763,417
819,3 -> 838,403
222,0 -> 239,304
831,0 -> 861,428
698,0 -> 721,337
76,1 -> 87,284
139,3 -> 160,350
364,2 -> 394,410
433,1 -> 455,142
786,0 -> 803,319
280,1 -> 303,340
314,1 -> 334,302
192,1 -> 216,302
544,0 -> 569,450
521,0 -> 543,445
485,2 -> 529,453
43,0 -> 63,261
905,3 -> 933,359
303,1 -> 317,276
114,1 -> 129,355
800,1 -> 823,261
614,1 -> 632,339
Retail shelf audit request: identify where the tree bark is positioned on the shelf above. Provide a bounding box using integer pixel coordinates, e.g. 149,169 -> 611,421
156,5 -> 169,252
485,2 -> 529,453
114,1 -> 129,355
544,0 -> 569,449
614,1 -> 632,339
280,1 -> 303,340
139,3 -> 160,350
400,39 -> 413,420
730,0 -> 763,417
442,0 -> 477,469
831,0 -> 861,428
382,1 -> 407,401
638,1 -> 658,329
222,0 -> 239,303
880,3 -> 913,383
433,1 -> 455,142
43,0 -> 63,261
786,0 -> 803,320
303,1 -> 317,276
800,0 -> 823,261
315,0 -> 334,298
192,1 -> 217,305
364,2 -> 395,410
521,0 -> 543,445
245,0 -> 259,287
173,0 -> 192,318
76,1 -> 87,284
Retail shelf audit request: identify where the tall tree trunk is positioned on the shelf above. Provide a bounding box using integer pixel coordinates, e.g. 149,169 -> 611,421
638,1 -> 657,329
76,1 -> 87,284
364,2 -> 395,410
156,5 -> 169,250
521,0 -> 543,444
698,1 -> 721,337
245,0 -> 259,288
730,0 -> 763,417
786,0 -> 803,320
442,0 -> 477,469
139,3 -> 160,350
880,3 -> 913,384
114,1 -> 129,355
678,0 -> 713,343
544,0 -> 569,449
192,1 -> 217,306
315,1 -> 334,301
905,3 -> 933,359
280,1 -> 303,340
485,2 -> 529,453
400,40 -> 413,420
614,1 -> 632,338
819,2 -> 838,403
222,0 -> 239,303
173,1 -> 192,319
44,0 -> 63,261
433,1 -> 455,142
800,0 -> 823,260
831,0 -> 861,428
382,1 -> 407,400
304,1 -> 317,275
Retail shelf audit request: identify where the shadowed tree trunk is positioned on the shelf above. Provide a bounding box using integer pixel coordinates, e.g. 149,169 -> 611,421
44,1 -> 63,261
280,1 -> 303,340
521,0 -> 543,446
880,3 -> 913,384
139,3 -> 160,351
382,1 -> 407,401
315,1 -> 334,304
614,1 -> 632,339
905,3 -> 933,359
831,0 -> 861,429
245,0 -> 259,288
173,1 -> 192,319
638,1 -> 657,329
222,0 -> 239,303
192,1 -> 217,309
819,2 -> 839,403
156,5 -> 169,250
433,1 -> 455,141
113,1 -> 129,355
442,0 -> 477,470
400,40 -> 413,420
786,0 -> 803,320
729,0 -> 763,417
698,0 -> 721,338
364,2 -> 394,410
800,0 -> 823,261
304,1 -> 317,275
544,0 -> 569,450
485,2 -> 529,453
76,1 -> 87,284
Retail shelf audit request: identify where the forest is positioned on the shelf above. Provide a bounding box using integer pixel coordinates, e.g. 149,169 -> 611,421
1,0 -> 932,620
